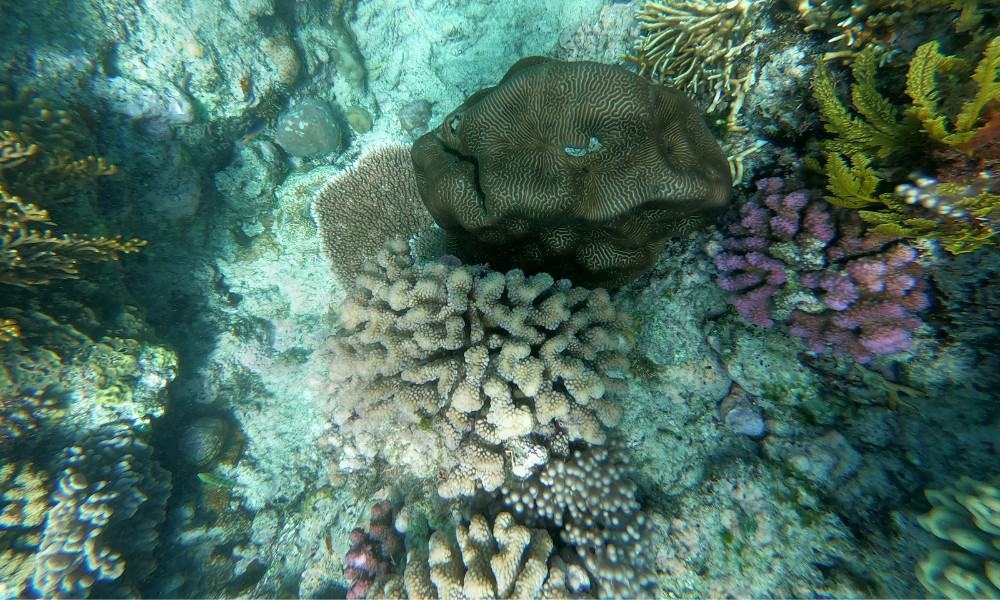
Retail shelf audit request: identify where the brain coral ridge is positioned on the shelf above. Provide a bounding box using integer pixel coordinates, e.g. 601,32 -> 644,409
411,56 -> 732,288
329,239 -> 633,498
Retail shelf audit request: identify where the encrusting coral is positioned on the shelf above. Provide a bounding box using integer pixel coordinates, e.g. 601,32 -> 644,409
915,475 -> 1000,599
411,56 -> 731,288
311,144 -> 434,287
813,37 -> 1000,254
326,239 -> 632,498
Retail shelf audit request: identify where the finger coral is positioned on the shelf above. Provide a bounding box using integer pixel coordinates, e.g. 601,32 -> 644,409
713,177 -> 930,363
327,239 -> 632,498
916,475 -> 1000,599
31,422 -> 171,598
400,512 -> 555,599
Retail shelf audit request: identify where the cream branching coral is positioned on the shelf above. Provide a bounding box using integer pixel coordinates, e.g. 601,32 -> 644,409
501,443 -> 656,598
394,512 -> 554,599
327,239 -> 633,498
629,0 -> 759,130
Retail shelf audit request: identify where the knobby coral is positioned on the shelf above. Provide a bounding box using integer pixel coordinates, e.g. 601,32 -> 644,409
411,56 -> 731,288
326,239 -> 632,498
345,501 -> 403,599
713,178 -> 930,363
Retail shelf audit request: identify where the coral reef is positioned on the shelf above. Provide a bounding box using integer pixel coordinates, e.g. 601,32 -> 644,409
411,56 -> 732,288
713,177 -> 930,363
0,86 -> 117,204
915,475 -> 1000,599
344,501 -> 403,599
327,239 -> 632,497
501,442 -> 656,597
311,144 -> 435,287
629,0 -> 759,129
30,423 -> 171,598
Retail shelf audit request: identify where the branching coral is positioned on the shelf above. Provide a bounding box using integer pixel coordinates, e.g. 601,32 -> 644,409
0,462 -> 49,597
713,178 -> 931,363
326,239 -> 632,498
629,0 -> 758,130
813,38 -> 1000,254
345,501 -> 403,599
501,442 -> 656,598
916,475 -> 1000,599
31,422 -> 171,598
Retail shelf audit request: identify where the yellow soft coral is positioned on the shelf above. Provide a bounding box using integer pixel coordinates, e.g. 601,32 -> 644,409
813,37 -> 1000,254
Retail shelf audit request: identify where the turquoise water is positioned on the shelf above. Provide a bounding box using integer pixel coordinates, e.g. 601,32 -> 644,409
1,0 -> 998,598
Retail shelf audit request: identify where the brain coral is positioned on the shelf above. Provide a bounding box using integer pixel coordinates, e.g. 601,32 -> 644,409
411,56 -> 732,288
327,239 -> 632,498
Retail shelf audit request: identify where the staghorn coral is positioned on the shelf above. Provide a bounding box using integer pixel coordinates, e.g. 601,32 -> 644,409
327,239 -> 632,498
31,422 -> 171,598
345,501 -> 403,599
399,512 -> 555,599
500,442 -> 656,598
411,56 -> 731,288
915,475 -> 1000,599
713,178 -> 931,363
0,462 -> 49,597
813,38 -> 1000,254
311,144 -> 435,287
628,0 -> 759,129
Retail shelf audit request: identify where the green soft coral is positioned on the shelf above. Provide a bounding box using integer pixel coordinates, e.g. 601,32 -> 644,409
813,36 -> 1000,254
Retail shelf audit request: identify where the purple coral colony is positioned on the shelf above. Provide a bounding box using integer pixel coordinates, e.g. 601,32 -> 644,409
713,178 -> 931,363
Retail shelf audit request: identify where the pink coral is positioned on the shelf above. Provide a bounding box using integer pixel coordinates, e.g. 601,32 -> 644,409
343,501 -> 402,599
714,178 -> 930,363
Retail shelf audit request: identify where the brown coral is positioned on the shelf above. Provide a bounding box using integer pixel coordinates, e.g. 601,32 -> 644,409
411,57 -> 731,288
311,144 -> 434,287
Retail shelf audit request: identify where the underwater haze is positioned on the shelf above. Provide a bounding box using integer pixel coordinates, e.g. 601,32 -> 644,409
1,0 -> 999,598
